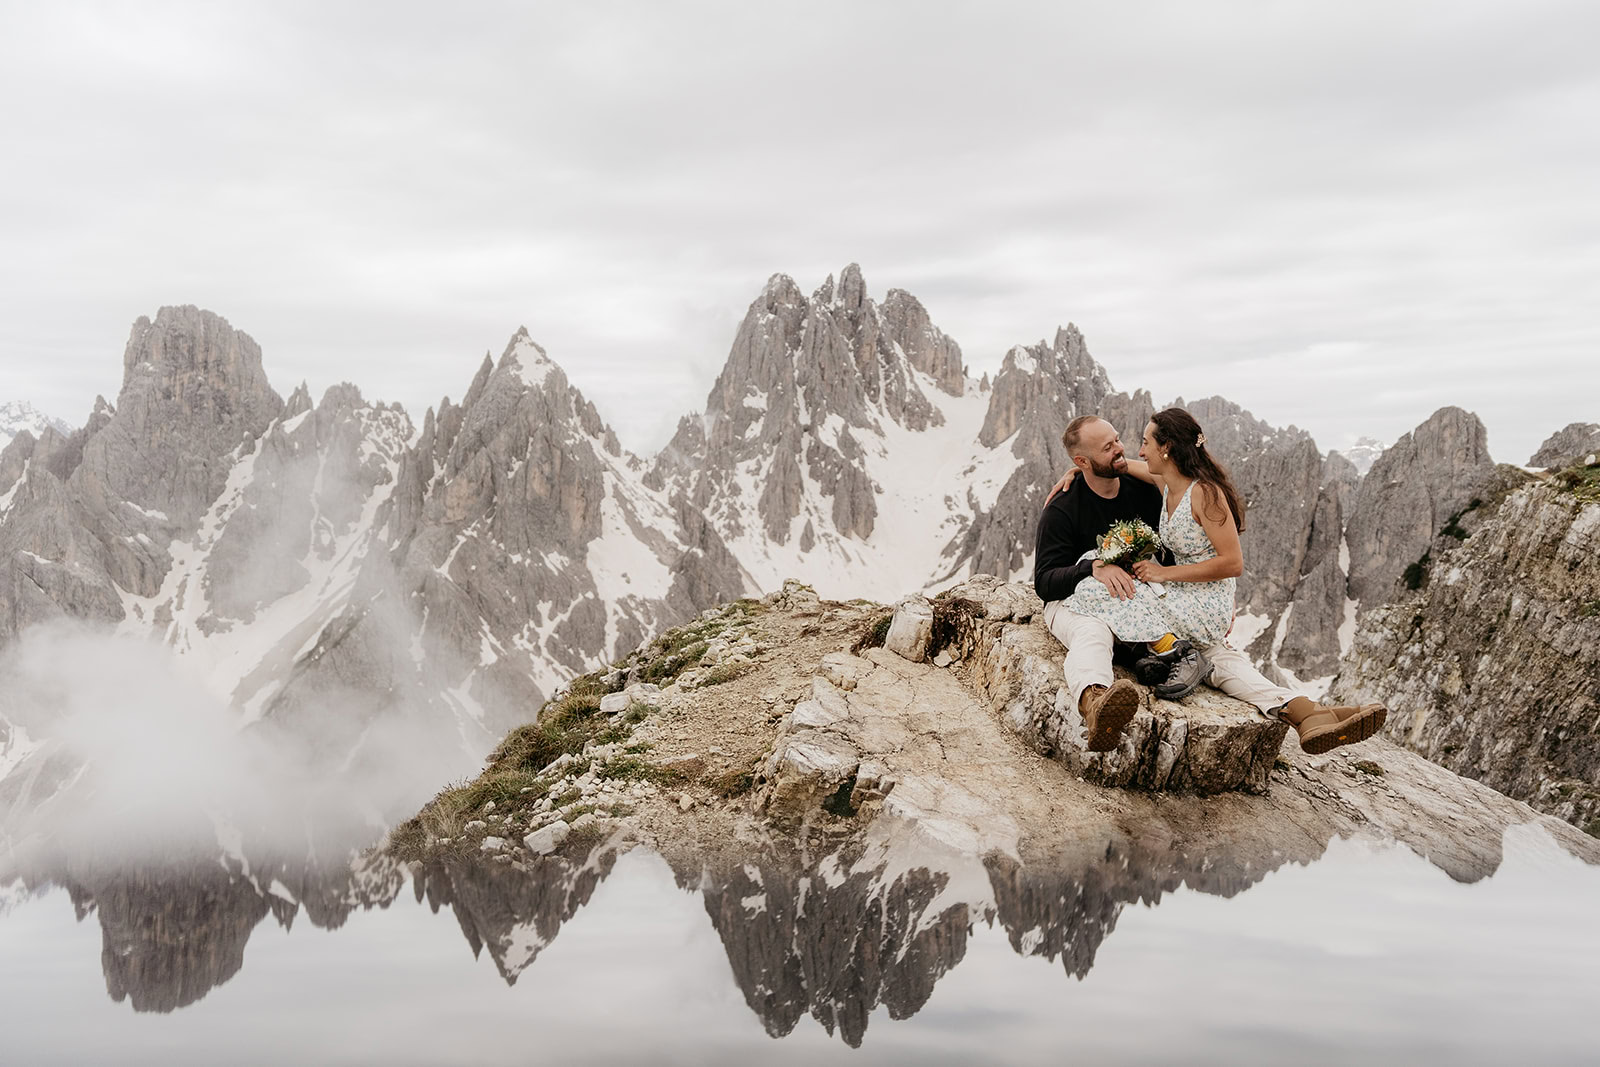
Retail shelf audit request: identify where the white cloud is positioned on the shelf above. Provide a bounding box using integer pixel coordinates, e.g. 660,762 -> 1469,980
0,0 -> 1596,462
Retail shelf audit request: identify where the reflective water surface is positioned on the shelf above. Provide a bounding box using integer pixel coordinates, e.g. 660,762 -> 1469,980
3,822 -> 1599,1065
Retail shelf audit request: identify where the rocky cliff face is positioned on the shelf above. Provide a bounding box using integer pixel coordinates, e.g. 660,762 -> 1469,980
261,329 -> 746,756
1530,422 -> 1600,469
1331,470 -> 1600,833
1343,406 -> 1496,612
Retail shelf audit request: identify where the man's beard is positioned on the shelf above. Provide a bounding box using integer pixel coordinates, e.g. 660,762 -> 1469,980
1089,456 -> 1126,478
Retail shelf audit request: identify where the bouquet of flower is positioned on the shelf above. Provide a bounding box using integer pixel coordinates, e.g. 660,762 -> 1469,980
1097,519 -> 1162,567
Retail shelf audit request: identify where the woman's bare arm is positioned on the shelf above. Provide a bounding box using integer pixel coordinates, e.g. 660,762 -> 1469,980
1130,483 -> 1243,583
1046,459 -> 1161,500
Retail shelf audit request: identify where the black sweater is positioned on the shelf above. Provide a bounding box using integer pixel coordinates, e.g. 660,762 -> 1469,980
1032,474 -> 1163,603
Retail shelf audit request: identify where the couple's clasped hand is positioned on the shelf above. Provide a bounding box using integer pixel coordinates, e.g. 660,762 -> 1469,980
1049,465 -> 1169,602
1091,558 -> 1170,599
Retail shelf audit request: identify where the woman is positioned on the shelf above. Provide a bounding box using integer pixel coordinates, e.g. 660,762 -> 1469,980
1061,407 -> 1244,665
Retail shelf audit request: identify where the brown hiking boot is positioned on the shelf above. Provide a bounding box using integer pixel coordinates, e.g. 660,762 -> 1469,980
1080,679 -> 1141,752
1280,696 -> 1388,755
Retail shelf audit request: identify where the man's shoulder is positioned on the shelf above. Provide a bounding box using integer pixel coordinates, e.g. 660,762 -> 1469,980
1121,474 -> 1161,501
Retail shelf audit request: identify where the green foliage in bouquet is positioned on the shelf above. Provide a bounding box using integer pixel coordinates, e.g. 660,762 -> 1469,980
1097,518 -> 1162,566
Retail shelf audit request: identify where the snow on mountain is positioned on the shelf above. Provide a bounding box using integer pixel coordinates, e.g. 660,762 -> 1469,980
0,401 -> 71,452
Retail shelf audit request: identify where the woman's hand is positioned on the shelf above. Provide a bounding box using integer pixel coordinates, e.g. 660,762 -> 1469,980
1131,559 -> 1169,583
1046,467 -> 1079,502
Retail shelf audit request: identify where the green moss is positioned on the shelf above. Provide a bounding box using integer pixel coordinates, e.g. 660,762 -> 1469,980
1581,601 -> 1600,618
1584,819 -> 1600,840
552,787 -> 583,807
851,611 -> 893,654
1353,760 -> 1386,777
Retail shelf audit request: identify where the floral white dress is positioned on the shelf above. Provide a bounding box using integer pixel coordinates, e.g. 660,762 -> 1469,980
1063,481 -> 1236,646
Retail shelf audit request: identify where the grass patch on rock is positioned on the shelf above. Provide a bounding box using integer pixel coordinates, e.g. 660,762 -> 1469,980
700,660 -> 755,686
851,610 -> 893,654
387,595 -> 772,859
598,755 -> 684,785
707,767 -> 755,798
930,596 -> 984,657
1554,461 -> 1600,505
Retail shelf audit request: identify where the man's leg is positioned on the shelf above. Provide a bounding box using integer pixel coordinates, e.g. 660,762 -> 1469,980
1201,642 -> 1295,715
1203,640 -> 1387,752
1044,601 -> 1137,751
1044,601 -> 1114,707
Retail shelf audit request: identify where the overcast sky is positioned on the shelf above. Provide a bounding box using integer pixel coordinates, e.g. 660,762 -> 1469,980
2,0 -> 1595,464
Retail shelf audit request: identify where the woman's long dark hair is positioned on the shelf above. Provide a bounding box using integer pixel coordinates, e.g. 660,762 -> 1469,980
1150,407 -> 1246,531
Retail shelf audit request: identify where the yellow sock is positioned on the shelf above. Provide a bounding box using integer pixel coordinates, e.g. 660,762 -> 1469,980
1149,633 -> 1177,655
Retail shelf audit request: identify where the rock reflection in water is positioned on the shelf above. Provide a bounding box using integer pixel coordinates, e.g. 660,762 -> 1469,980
408,837 -> 625,983
9,846 -> 406,1013
7,808 -> 1595,1044
694,843 -> 970,1047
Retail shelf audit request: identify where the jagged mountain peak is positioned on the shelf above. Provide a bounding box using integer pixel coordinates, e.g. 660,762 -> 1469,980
1530,422 -> 1600,469
285,382 -> 314,418
499,328 -> 558,390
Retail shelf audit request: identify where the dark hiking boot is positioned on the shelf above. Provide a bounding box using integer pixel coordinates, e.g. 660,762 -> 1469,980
1279,696 -> 1388,754
1152,641 -> 1212,701
1080,679 -> 1141,752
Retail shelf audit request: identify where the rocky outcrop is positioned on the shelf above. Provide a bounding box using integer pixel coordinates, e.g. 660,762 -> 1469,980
1331,475 -> 1600,833
923,576 -> 1289,793
1530,422 -> 1600,469
1343,406 -> 1496,611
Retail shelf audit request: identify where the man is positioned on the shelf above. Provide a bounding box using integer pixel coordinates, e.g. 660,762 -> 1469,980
1034,415 -> 1386,753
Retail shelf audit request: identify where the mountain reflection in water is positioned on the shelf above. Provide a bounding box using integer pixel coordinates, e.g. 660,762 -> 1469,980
4,816 -> 1599,1063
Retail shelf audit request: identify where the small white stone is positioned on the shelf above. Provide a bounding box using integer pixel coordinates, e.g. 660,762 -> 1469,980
480,836 -> 506,852
524,820 -> 571,855
678,792 -> 695,811
933,650 -> 954,668
600,692 -> 631,715
463,820 -> 487,833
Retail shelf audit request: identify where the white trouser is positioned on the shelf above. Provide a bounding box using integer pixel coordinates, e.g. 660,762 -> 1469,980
1201,642 -> 1297,716
1042,600 -> 1115,710
1042,600 -> 1299,717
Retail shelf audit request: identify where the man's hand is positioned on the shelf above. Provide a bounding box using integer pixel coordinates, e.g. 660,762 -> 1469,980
1092,560 -> 1136,599
1045,467 -> 1079,502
